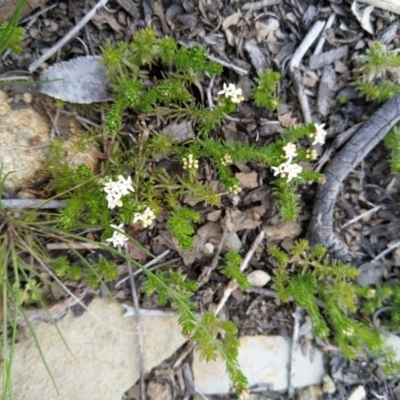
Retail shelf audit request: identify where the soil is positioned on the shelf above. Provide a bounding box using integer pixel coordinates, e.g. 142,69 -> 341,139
1,1 -> 400,399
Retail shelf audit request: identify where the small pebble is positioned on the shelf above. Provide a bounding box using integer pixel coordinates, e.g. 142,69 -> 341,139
203,242 -> 214,256
297,385 -> 322,400
322,375 -> 336,394
22,92 -> 32,104
347,385 -> 366,400
247,270 -> 271,287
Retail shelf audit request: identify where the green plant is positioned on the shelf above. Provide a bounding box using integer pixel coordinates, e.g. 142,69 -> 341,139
0,0 -> 25,56
354,42 -> 400,176
268,239 -> 400,370
355,42 -> 400,102
252,69 -> 281,110
220,252 -> 250,290
167,207 -> 200,250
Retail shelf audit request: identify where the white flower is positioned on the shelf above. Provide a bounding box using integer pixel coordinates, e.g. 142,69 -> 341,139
106,224 -> 128,247
228,184 -> 241,195
217,83 -> 244,103
285,163 -> 302,181
182,154 -> 199,171
282,143 -> 297,161
310,123 -> 327,146
272,161 -> 302,182
133,207 -> 156,228
221,154 -> 233,166
116,175 -> 135,196
103,175 -> 135,209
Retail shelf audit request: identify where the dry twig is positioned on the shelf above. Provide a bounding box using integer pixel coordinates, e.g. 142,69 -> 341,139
289,20 -> 326,124
28,0 -> 108,72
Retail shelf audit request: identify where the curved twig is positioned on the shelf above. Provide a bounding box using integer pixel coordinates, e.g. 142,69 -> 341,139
307,95 -> 400,263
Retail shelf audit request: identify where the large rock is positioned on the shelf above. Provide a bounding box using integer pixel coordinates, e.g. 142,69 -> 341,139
0,90 -> 98,192
2,298 -> 186,400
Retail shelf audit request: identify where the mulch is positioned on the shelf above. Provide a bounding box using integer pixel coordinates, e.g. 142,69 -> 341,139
1,0 -> 400,399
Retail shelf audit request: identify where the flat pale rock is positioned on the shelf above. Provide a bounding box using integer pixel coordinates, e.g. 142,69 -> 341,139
2,298 -> 186,400
193,335 -> 324,394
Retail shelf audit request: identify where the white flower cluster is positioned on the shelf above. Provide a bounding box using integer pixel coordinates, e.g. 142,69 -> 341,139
103,175 -> 135,209
282,143 -> 297,160
217,83 -> 244,103
182,154 -> 199,171
229,184 -> 241,195
272,162 -> 302,182
133,207 -> 156,228
310,123 -> 327,146
221,154 -> 233,166
106,224 -> 128,248
272,142 -> 302,182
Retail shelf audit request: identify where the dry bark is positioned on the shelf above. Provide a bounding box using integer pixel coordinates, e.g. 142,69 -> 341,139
308,95 -> 400,263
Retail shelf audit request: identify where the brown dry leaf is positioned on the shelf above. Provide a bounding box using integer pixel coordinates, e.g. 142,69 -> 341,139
255,18 -> 279,43
126,228 -> 148,260
222,12 -> 242,31
235,172 -> 258,189
162,121 -> 194,143
92,10 -> 123,32
278,113 -> 297,128
263,221 -> 302,241
225,207 -> 264,234
126,241 -> 147,261
207,210 -> 222,222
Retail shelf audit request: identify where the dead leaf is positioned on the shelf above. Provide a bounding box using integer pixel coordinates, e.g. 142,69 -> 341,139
162,121 -> 194,143
92,9 -> 123,32
359,0 -> 400,16
255,18 -> 279,43
207,210 -> 222,222
278,113 -> 298,128
244,39 -> 267,72
38,56 -> 110,104
225,208 -> 263,233
235,172 -> 258,189
263,221 -> 302,241
351,1 -> 374,35
222,12 -> 242,31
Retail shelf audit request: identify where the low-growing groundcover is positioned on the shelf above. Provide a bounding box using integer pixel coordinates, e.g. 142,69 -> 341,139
2,5 -> 400,399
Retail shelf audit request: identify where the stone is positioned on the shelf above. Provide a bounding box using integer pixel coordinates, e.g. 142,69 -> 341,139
0,90 -> 49,191
297,385 -> 323,400
203,242 -> 215,256
223,232 -> 242,252
1,298 -> 186,400
247,270 -> 271,287
347,385 -> 366,400
322,374 -> 336,394
0,90 -> 98,192
193,335 -> 325,394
